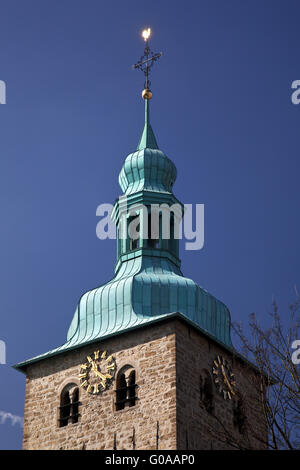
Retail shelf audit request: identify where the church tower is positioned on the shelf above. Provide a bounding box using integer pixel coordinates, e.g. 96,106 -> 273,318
15,30 -> 267,450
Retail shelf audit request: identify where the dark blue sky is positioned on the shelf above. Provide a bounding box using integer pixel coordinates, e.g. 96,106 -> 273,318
0,0 -> 299,449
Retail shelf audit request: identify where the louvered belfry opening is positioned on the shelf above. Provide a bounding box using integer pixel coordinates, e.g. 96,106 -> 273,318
200,369 -> 214,414
115,366 -> 138,411
59,384 -> 81,427
128,370 -> 136,407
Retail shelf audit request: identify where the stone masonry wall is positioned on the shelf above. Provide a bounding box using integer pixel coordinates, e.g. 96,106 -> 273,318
22,318 -> 268,450
22,321 -> 177,450
175,320 -> 268,450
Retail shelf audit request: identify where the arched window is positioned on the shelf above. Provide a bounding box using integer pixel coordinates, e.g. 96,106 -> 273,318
59,383 -> 81,427
59,388 -> 71,427
128,370 -> 136,407
72,387 -> 80,424
200,370 -> 214,413
115,366 -> 138,411
115,373 -> 127,411
233,396 -> 247,434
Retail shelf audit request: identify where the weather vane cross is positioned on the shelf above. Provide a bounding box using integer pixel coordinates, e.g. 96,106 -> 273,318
133,27 -> 162,99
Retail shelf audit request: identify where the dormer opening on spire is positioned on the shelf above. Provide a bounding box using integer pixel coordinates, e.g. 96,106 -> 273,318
128,212 -> 140,251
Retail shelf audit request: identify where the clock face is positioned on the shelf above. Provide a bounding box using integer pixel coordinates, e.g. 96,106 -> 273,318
212,355 -> 236,400
78,350 -> 116,395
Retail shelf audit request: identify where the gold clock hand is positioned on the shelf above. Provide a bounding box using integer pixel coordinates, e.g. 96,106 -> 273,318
221,365 -> 235,395
91,362 -> 107,381
91,360 -> 100,374
96,370 -> 107,381
90,360 -> 97,371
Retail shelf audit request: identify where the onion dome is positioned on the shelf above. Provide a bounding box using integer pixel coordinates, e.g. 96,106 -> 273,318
119,99 -> 177,195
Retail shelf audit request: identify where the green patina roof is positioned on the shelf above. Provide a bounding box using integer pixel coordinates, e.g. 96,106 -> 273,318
14,98 -> 233,372
119,147 -> 177,195
14,256 -> 232,372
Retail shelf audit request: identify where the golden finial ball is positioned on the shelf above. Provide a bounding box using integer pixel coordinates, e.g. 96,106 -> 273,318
142,88 -> 152,100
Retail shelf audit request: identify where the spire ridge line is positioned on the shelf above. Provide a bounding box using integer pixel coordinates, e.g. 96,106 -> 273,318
137,98 -> 158,150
